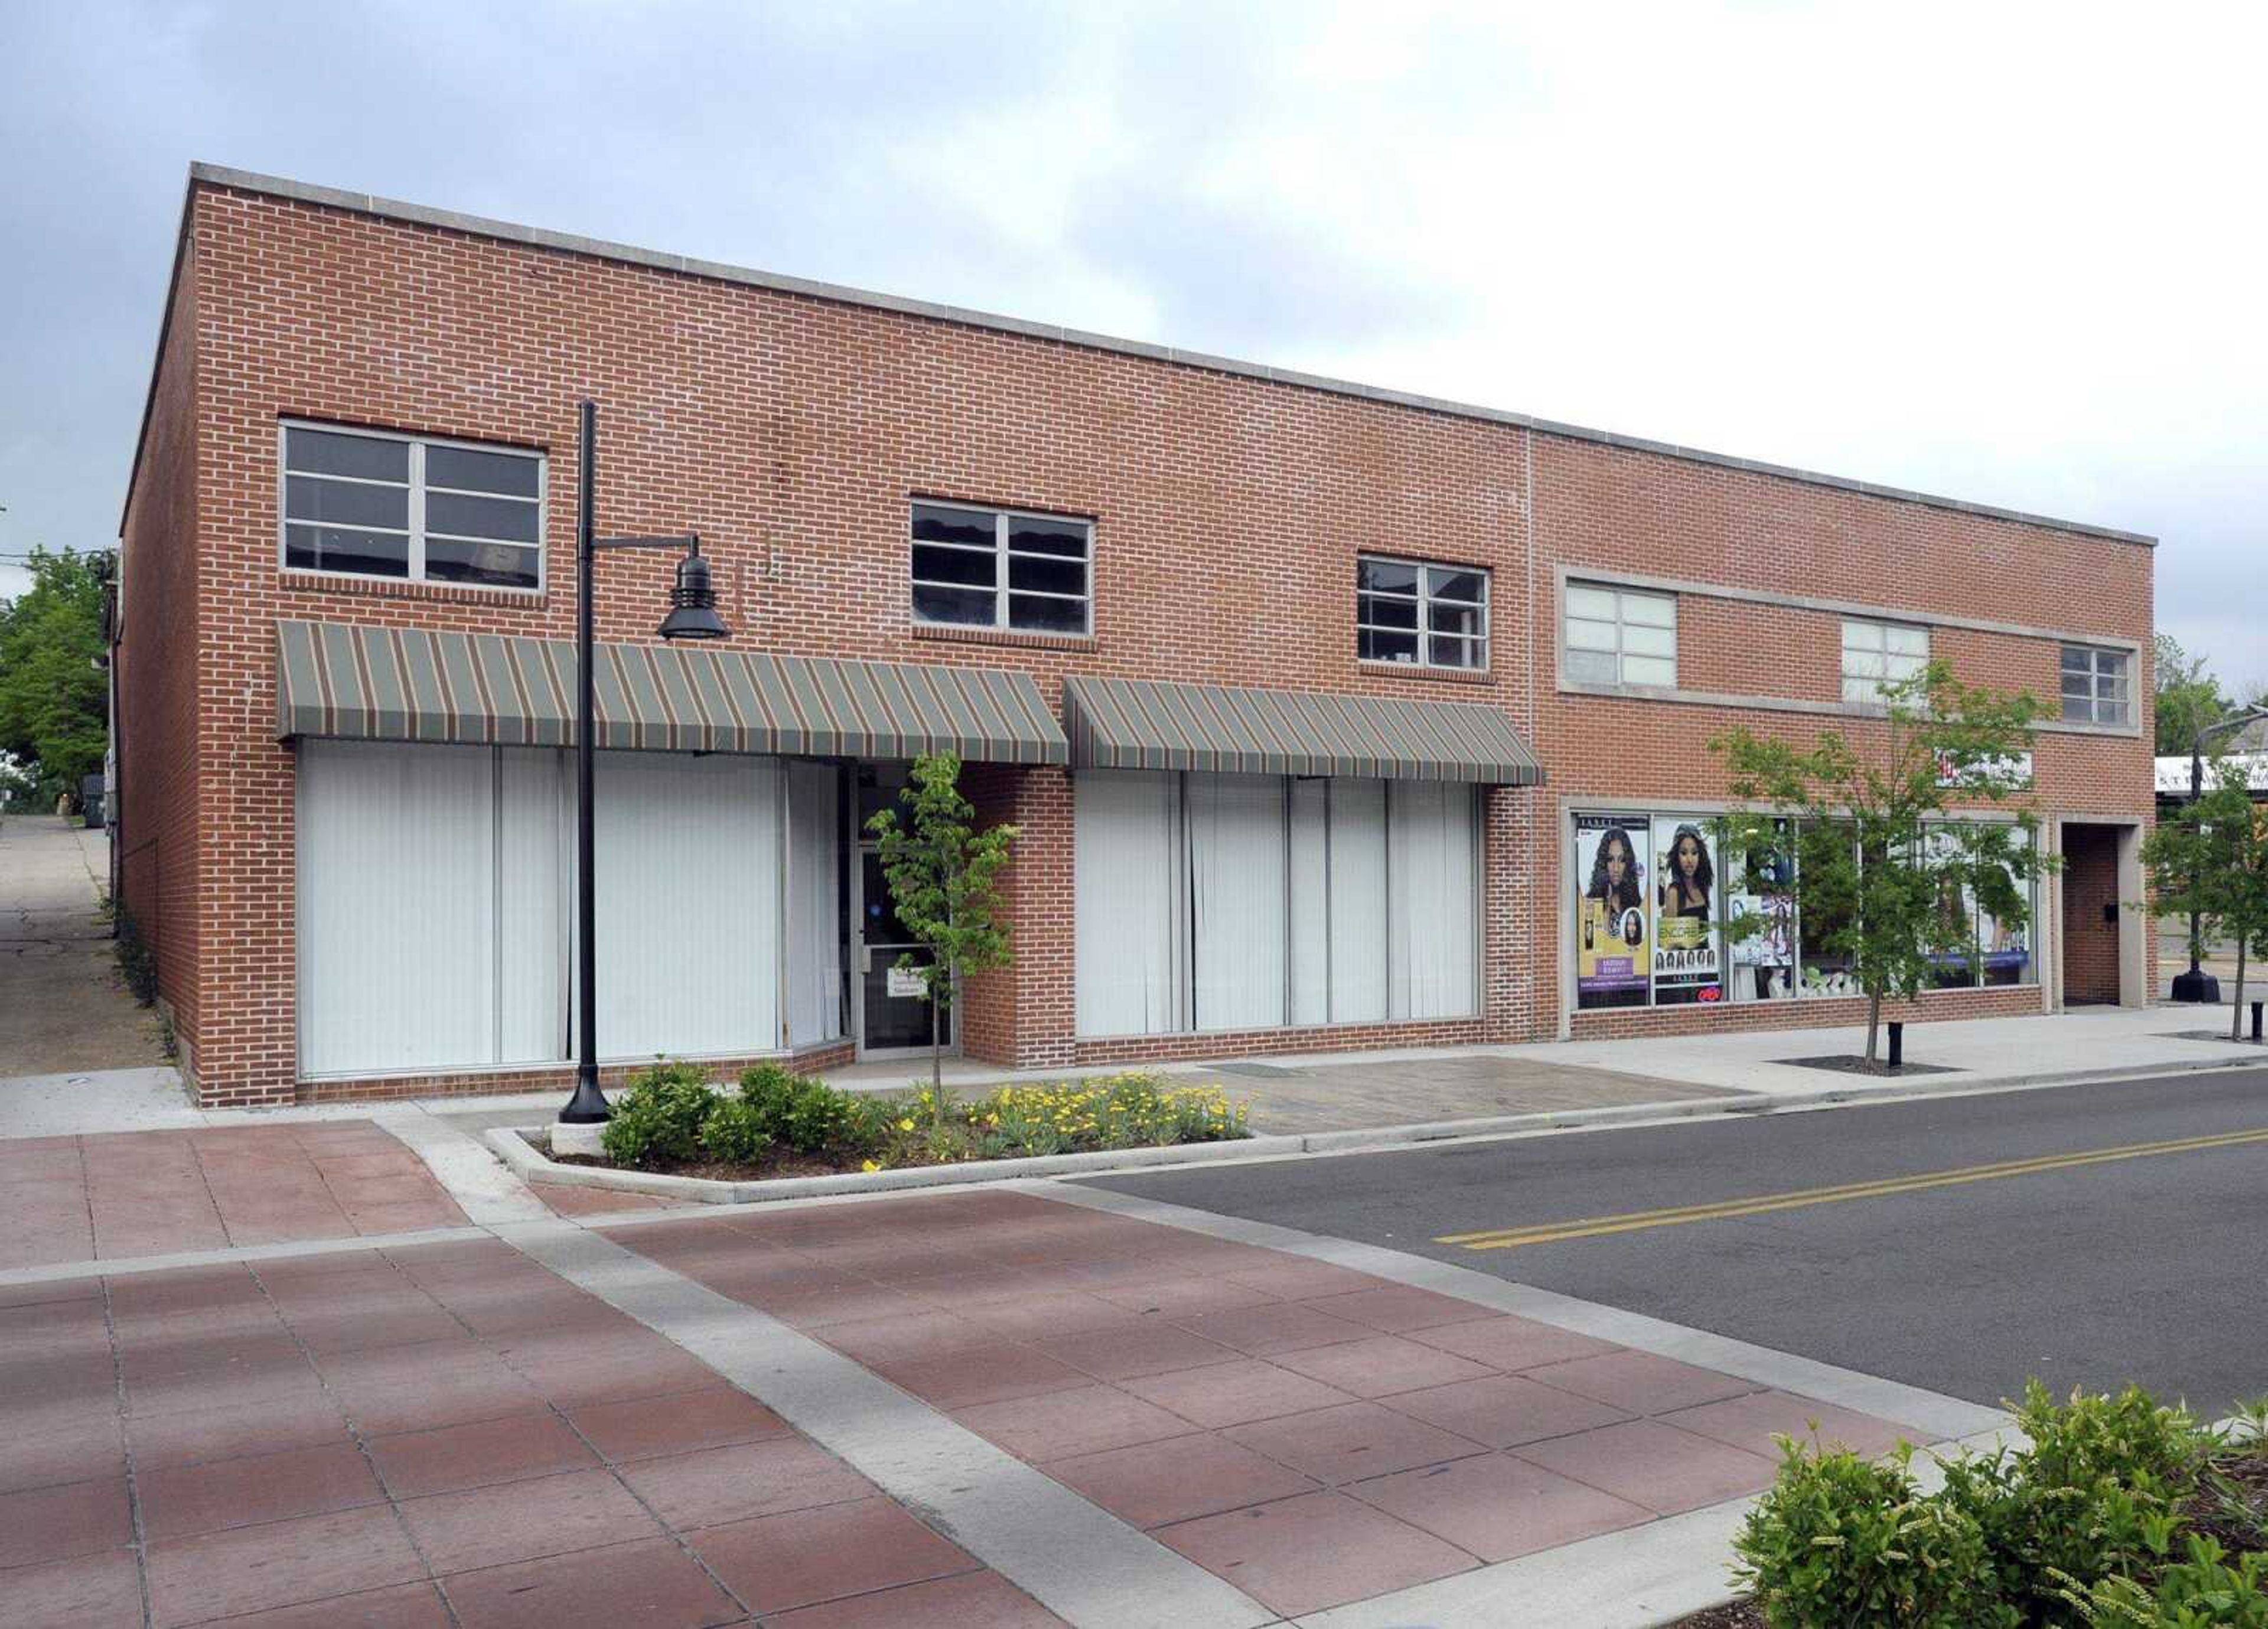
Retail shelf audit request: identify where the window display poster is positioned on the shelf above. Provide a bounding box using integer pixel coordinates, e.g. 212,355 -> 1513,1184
1723,819 -> 1794,1003
1575,815 -> 1649,1008
1651,817 -> 1722,1004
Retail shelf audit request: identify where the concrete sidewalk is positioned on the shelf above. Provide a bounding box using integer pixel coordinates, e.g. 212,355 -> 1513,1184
0,816 -> 168,1079
1485,1003 -> 2263,1099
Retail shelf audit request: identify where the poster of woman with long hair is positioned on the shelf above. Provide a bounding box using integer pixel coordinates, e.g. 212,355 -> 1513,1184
1651,819 -> 1722,1004
1575,816 -> 1648,1008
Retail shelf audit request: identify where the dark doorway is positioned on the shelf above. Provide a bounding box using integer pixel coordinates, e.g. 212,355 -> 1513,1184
2061,824 -> 2123,1005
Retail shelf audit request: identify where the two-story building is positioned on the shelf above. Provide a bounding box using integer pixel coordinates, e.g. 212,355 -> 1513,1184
114,165 -> 2156,1109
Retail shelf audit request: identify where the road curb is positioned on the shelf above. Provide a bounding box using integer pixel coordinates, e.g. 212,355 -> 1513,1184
481,1050 -> 2265,1206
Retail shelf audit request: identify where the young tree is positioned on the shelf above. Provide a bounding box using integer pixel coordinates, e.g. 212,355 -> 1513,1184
2153,634 -> 2229,757
2142,764 -> 2268,1042
1713,661 -> 2052,1068
866,752 -> 1018,1122
0,546 -> 110,803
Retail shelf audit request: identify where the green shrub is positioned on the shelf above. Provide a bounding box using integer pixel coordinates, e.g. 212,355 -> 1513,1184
736,1064 -> 879,1155
2058,1536 -> 2268,1628
1942,1383 -> 2209,1614
1733,1436 -> 2009,1628
598,1063 -> 721,1168
698,1097 -> 774,1164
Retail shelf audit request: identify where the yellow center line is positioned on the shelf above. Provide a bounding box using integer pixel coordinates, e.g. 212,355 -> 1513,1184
1435,1126 -> 2268,1252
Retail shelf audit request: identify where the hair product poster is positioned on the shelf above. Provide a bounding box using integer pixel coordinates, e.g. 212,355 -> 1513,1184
1651,818 -> 1722,1004
1723,818 -> 1795,1003
1575,815 -> 1649,1008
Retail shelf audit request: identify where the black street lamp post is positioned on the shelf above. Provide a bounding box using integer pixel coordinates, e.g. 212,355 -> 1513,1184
559,400 -> 730,1127
2171,706 -> 2268,1004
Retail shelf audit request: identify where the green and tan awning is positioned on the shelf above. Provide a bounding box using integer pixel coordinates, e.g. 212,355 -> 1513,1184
1062,675 -> 1543,784
275,620 -> 1067,764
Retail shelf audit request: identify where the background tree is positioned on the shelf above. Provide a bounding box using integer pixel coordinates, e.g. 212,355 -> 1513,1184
0,546 -> 109,804
866,752 -> 1018,1124
2142,764 -> 2268,1041
1713,661 -> 2052,1068
2154,633 -> 2230,757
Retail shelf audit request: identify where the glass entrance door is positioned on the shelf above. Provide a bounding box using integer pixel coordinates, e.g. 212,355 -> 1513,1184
854,765 -> 955,1058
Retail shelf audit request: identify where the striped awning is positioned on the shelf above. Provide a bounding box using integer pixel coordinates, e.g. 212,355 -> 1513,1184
275,620 -> 1067,763
1062,676 -> 1544,784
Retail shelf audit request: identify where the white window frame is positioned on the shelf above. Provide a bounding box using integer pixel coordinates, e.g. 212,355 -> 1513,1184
909,499 -> 1092,636
1840,617 -> 1930,704
278,421 -> 547,594
2060,643 -> 2132,727
1563,584 -> 1677,689
1356,554 -> 1491,672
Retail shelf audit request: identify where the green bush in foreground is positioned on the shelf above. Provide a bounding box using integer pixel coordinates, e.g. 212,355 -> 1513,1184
1736,1384 -> 2264,1629
2060,1536 -> 2268,1628
1733,1438 -> 2008,1628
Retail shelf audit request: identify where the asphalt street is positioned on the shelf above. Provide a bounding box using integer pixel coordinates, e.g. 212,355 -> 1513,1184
1081,1067 -> 2268,1418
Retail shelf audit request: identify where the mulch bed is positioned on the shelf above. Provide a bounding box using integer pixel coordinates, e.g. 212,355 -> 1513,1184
1771,1055 -> 1962,1077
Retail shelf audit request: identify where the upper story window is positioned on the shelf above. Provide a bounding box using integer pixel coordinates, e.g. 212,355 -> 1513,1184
1841,617 -> 1930,703
282,423 -> 543,591
2061,643 -> 2133,726
1357,556 -> 1489,670
911,501 -> 1091,636
1564,583 -> 1676,688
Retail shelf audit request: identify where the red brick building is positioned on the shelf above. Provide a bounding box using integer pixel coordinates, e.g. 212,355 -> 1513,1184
114,165 -> 2156,1109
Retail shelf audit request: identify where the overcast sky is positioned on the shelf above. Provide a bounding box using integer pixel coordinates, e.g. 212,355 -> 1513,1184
2,1 -> 2262,694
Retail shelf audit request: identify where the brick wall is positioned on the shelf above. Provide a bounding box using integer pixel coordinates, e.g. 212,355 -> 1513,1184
120,176 -> 2157,1105
115,240 -> 203,1064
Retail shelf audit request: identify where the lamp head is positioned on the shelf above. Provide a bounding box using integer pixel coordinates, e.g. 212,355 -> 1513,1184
658,545 -> 729,641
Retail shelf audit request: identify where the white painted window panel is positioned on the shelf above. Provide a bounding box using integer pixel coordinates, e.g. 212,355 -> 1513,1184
1622,655 -> 1677,687
297,741 -> 497,1076
1328,779 -> 1390,1024
787,761 -> 843,1048
497,748 -> 569,1064
1074,771 -> 1186,1037
1189,774 -> 1287,1032
1389,781 -> 1479,1019
1289,781 -> 1330,1027
1621,591 -> 1676,628
591,752 -> 780,1059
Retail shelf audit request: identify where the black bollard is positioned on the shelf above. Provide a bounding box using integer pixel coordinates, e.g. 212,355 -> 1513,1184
1888,1021 -> 1904,1070
2252,1002 -> 2263,1043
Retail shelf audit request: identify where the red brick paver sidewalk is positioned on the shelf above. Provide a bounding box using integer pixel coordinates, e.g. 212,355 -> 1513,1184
0,1123 -> 467,1269
0,1237 -> 1061,1627
619,1190 -> 1925,1621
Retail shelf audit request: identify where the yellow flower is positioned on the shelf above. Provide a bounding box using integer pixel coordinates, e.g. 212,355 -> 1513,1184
897,1117 -> 916,1132
860,1159 -> 881,1174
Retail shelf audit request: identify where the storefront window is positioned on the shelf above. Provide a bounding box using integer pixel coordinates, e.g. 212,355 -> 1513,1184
1650,817 -> 1722,1005
1569,810 -> 2035,1013
1574,815 -> 1650,1009
1723,820 -> 1795,1004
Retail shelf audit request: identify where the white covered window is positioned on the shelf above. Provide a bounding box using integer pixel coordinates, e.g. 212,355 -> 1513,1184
282,423 -> 543,590
1357,557 -> 1490,670
1841,618 -> 1930,703
911,501 -> 1091,635
296,741 -> 841,1077
1564,584 -> 1676,688
1075,770 -> 1480,1037
2060,644 -> 2133,726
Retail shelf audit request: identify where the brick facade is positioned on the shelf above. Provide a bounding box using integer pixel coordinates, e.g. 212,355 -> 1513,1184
115,170 -> 2157,1107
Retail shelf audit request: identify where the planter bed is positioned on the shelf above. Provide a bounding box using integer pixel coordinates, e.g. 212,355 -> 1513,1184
489,1061 -> 1266,1204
